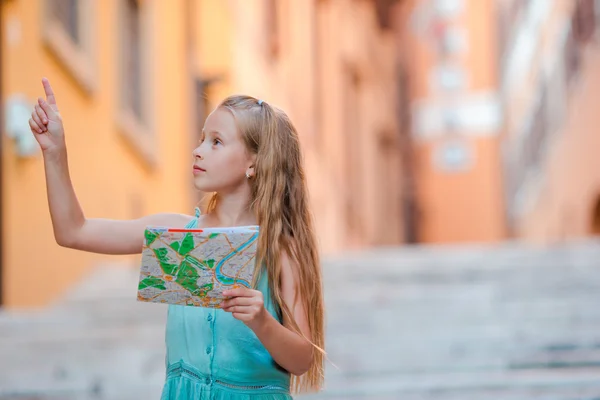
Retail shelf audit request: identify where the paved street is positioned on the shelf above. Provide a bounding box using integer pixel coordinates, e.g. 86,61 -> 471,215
1,239 -> 600,399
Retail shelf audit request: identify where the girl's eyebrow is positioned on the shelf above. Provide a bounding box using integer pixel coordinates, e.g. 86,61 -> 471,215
202,130 -> 224,138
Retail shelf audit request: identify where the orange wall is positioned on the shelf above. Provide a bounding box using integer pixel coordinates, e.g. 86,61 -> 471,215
195,0 -> 234,109
2,1 -> 194,308
415,137 -> 505,242
463,0 -> 497,91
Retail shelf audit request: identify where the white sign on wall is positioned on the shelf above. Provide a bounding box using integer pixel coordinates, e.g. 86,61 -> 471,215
5,95 -> 40,158
436,0 -> 465,17
433,137 -> 475,172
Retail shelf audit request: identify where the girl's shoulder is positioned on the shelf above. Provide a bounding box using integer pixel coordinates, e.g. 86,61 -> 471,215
144,212 -> 197,228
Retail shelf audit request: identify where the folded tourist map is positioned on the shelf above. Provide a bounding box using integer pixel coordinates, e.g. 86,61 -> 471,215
137,225 -> 259,308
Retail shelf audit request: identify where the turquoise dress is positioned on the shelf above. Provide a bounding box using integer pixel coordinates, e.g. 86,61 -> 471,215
161,209 -> 292,399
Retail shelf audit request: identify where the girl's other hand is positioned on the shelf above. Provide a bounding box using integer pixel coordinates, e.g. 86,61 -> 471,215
222,287 -> 267,331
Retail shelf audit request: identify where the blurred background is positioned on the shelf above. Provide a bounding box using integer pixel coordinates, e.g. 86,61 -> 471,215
1,0 -> 600,398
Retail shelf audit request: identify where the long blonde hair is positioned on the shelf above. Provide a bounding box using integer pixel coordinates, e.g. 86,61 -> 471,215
204,95 -> 325,393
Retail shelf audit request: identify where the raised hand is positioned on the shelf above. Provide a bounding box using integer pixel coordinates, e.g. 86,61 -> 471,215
28,78 -> 66,154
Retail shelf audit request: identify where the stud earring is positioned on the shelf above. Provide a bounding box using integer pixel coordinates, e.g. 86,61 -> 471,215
245,171 -> 251,179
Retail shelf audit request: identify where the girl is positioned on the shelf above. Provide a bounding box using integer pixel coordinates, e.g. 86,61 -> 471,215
28,78 -> 325,399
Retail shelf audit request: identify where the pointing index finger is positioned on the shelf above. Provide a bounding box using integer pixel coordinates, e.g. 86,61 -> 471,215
42,77 -> 57,106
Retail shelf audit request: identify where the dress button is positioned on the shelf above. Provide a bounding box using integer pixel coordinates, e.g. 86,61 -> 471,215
206,346 -> 212,354
207,314 -> 213,322
205,377 -> 211,384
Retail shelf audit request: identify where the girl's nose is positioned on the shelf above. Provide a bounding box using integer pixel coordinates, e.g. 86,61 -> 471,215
192,147 -> 203,159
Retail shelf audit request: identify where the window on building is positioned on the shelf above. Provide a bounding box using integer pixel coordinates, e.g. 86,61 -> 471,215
374,0 -> 397,30
592,197 -> 600,235
117,0 -> 156,166
564,23 -> 581,86
49,0 -> 80,45
591,195 -> 600,236
573,0 -> 595,43
343,66 -> 364,247
377,132 -> 402,244
43,0 -> 95,92
122,0 -> 143,122
265,0 -> 280,58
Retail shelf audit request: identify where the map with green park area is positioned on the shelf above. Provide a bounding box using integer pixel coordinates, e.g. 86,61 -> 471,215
137,226 -> 259,308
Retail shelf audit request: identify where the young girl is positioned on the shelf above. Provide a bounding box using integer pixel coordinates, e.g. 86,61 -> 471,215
28,78 -> 325,399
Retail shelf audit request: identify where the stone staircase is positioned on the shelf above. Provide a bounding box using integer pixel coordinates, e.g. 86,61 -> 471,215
0,265 -> 167,400
1,239 -> 600,399
300,238 -> 600,400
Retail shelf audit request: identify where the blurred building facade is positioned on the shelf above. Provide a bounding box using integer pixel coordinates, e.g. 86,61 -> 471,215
1,0 -> 409,308
3,0 -> 600,309
396,0 -> 505,243
396,0 -> 600,244
496,0 -> 600,243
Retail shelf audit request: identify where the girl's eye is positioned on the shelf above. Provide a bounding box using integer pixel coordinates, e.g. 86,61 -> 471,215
213,139 -> 221,145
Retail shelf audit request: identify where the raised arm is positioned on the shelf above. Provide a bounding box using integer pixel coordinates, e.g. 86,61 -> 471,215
30,78 -> 193,255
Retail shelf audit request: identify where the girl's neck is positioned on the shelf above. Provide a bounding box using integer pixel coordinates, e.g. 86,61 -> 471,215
206,194 -> 257,227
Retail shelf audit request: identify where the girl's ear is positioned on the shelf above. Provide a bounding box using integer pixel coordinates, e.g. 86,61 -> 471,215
245,152 -> 257,178
247,153 -> 257,171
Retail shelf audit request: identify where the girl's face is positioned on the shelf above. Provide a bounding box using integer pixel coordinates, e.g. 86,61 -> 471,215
192,108 -> 255,193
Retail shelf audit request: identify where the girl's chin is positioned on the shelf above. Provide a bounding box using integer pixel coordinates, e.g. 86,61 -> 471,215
192,179 -> 212,192
194,184 -> 212,192
193,181 -> 225,193
193,176 -> 247,193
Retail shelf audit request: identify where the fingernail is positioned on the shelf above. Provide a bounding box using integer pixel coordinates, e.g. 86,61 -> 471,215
43,119 -> 47,124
